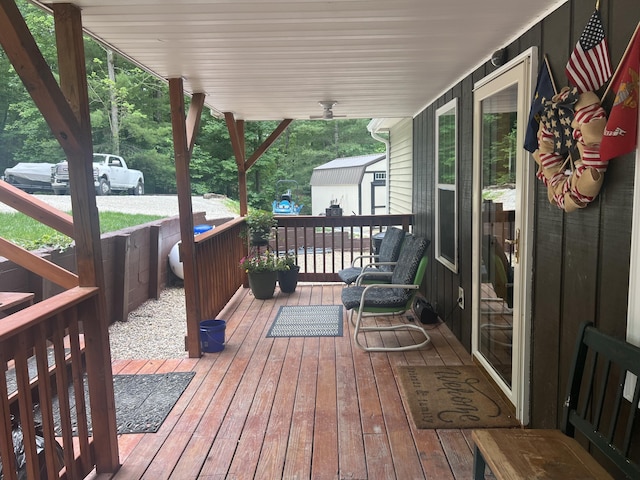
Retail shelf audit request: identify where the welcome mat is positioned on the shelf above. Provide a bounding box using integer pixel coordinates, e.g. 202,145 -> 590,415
267,305 -> 343,337
36,372 -> 195,435
396,365 -> 519,429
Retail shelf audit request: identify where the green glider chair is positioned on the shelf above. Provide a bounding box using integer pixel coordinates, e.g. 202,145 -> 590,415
341,235 -> 430,352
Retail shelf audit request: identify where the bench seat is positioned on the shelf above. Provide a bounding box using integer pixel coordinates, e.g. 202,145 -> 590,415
472,322 -> 640,479
472,429 -> 613,479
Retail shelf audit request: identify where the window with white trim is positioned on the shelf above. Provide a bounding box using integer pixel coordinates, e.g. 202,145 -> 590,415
435,98 -> 458,273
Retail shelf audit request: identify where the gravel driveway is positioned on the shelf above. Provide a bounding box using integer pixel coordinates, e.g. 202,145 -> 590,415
0,194 -> 237,220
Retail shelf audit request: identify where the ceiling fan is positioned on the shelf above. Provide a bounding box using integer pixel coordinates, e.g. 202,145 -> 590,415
310,101 -> 346,120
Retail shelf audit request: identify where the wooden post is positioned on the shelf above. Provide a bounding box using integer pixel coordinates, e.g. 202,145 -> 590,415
186,92 -> 205,154
169,77 -> 201,357
225,112 -> 248,216
224,114 -> 292,217
114,235 -> 131,322
149,224 -> 162,300
52,3 -> 120,471
0,0 -> 119,470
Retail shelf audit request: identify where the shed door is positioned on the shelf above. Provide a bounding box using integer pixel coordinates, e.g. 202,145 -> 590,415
370,177 -> 386,214
472,50 -> 535,424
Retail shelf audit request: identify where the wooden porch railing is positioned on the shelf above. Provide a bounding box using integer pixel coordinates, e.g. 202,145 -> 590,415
0,182 -> 116,478
0,287 -> 101,480
274,214 -> 414,282
192,214 -> 414,323
194,217 -> 248,321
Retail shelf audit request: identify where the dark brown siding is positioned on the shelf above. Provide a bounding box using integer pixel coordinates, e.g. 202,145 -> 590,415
413,0 -> 638,427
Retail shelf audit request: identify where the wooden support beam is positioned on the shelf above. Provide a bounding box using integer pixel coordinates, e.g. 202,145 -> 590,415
0,0 -> 111,322
245,118 -> 293,170
237,119 -> 248,216
224,112 -> 246,170
169,77 -> 201,358
238,170 -> 249,217
0,237 -> 78,290
186,92 -> 205,155
0,182 -> 74,238
0,0 -> 84,158
223,114 -> 293,216
52,4 -> 120,472
224,112 -> 248,215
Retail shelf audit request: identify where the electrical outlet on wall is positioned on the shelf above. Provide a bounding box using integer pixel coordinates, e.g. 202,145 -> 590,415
458,286 -> 464,309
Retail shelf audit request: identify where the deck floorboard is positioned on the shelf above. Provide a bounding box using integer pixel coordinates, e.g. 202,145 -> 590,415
87,284 -> 481,479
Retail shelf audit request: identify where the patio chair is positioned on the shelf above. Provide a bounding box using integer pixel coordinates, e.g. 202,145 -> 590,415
481,235 -> 513,309
338,226 -> 406,285
480,235 -> 513,347
341,235 -> 430,352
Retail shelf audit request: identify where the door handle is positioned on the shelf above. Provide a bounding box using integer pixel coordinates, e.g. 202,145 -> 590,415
505,228 -> 520,264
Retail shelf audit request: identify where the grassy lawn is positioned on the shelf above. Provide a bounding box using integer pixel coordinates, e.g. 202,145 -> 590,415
0,211 -> 164,251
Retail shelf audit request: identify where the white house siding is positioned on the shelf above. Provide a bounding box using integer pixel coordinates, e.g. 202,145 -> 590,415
388,118 -> 413,214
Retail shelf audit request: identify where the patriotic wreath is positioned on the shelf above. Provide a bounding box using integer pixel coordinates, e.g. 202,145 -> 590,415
533,86 -> 608,212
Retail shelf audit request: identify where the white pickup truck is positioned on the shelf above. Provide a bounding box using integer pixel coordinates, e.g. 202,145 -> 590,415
51,153 -> 144,196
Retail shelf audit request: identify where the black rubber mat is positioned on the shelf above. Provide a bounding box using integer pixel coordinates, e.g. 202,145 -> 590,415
35,371 -> 195,435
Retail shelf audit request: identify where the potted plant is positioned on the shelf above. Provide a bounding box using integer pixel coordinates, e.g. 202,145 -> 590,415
239,250 -> 278,299
276,253 -> 300,293
244,209 -> 277,246
325,198 -> 343,217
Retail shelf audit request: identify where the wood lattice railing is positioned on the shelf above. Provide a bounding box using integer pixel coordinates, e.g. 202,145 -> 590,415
274,214 -> 414,282
0,287 -> 100,480
0,182 -> 113,479
192,214 -> 414,321
194,217 -> 248,322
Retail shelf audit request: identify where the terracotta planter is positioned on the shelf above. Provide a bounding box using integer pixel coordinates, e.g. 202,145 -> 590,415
278,265 -> 300,293
248,271 -> 277,299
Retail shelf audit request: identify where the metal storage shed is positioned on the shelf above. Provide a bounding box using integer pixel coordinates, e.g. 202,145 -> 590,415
310,153 -> 387,216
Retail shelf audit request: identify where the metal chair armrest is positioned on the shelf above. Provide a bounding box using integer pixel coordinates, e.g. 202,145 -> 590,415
361,261 -> 397,271
350,254 -> 379,268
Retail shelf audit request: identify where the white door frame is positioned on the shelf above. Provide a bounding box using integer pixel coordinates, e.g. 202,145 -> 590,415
471,47 -> 537,425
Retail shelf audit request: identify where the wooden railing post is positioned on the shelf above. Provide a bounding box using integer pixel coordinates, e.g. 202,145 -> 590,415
0,2 -> 126,471
114,235 -> 131,322
149,225 -> 162,300
52,4 -> 120,471
169,77 -> 201,358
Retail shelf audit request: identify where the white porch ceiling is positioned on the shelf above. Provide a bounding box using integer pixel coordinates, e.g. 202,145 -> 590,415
34,0 -> 567,121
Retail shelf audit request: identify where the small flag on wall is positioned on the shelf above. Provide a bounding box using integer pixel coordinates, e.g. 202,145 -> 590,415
566,9 -> 612,93
600,25 -> 640,162
525,58 -> 556,153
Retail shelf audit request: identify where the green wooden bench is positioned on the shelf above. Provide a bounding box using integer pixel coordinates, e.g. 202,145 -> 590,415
472,322 -> 640,479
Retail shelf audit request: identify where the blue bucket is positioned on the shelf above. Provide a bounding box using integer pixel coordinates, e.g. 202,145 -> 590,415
200,319 -> 226,353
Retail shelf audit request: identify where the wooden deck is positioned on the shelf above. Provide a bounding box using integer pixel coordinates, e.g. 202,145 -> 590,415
89,283 -> 478,479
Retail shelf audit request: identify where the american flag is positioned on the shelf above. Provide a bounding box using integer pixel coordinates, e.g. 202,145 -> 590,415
565,10 -> 612,93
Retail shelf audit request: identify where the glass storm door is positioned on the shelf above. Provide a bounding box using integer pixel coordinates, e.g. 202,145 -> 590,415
472,51 -> 535,423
